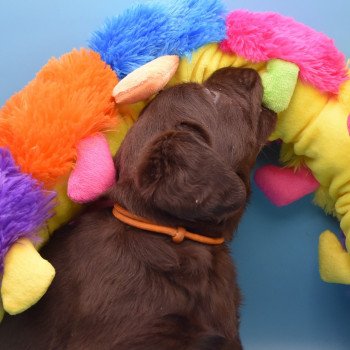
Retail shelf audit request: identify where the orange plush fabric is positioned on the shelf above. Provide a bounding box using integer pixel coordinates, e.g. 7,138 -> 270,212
0,49 -> 119,188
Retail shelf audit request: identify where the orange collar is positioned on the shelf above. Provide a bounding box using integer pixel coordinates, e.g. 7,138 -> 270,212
112,204 -> 225,245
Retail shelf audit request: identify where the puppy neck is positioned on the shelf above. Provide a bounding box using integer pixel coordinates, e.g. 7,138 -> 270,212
112,188 -> 239,242
112,203 -> 225,245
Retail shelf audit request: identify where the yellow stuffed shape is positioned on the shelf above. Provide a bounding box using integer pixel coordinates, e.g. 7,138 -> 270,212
271,77 -> 350,284
1,239 -> 55,315
319,231 -> 350,284
170,43 -> 265,85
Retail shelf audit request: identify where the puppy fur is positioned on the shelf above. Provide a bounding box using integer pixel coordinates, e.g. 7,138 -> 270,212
0,67 -> 276,350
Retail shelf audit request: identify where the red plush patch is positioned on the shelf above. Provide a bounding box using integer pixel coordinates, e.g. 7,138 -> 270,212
254,165 -> 319,206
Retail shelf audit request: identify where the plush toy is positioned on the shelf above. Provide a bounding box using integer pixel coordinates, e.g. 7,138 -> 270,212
1,0 -> 348,319
222,11 -> 350,285
0,0 -> 237,318
255,76 -> 350,285
91,2 -> 350,287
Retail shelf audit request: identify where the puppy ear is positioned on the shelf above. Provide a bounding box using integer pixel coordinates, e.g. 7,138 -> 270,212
136,131 -> 246,222
205,67 -> 261,92
256,106 -> 277,144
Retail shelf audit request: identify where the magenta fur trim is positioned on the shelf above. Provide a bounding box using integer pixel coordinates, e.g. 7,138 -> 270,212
221,10 -> 348,94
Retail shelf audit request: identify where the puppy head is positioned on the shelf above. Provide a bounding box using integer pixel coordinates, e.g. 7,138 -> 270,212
113,67 -> 276,233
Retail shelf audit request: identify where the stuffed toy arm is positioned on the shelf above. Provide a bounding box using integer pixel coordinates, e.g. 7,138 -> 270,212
1,239 -> 55,315
319,197 -> 350,284
319,230 -> 350,284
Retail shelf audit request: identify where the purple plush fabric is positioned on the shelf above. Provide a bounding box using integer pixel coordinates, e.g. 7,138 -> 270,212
0,148 -> 56,271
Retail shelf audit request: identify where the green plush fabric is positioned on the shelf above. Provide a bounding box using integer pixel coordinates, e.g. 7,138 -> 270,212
261,59 -> 299,113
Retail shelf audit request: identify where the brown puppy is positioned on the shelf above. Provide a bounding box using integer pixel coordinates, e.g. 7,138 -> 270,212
0,67 -> 276,350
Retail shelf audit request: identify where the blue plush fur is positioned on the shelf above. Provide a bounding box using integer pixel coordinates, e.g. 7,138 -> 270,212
89,0 -> 226,78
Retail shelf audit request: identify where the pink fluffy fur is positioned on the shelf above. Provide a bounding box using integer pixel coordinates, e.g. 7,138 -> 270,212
221,10 -> 348,94
67,134 -> 116,203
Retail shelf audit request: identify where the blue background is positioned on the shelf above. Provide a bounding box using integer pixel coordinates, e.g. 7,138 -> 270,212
1,1 -> 349,348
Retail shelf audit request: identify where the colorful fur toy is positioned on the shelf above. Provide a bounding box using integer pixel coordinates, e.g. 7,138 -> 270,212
93,2 -> 350,288
0,0 -> 238,318
0,0 -> 348,319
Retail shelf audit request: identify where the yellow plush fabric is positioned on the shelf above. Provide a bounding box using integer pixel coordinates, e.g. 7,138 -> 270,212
319,231 -> 350,284
169,43 -> 265,85
1,238 -> 56,315
37,179 -> 82,247
106,113 -> 137,155
274,74 -> 350,284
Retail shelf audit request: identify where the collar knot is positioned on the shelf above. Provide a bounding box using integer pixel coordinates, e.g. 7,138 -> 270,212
172,227 -> 186,243
112,204 -> 224,246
